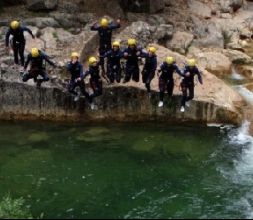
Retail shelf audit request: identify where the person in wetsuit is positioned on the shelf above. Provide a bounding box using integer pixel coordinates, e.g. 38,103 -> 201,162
141,47 -> 158,97
84,57 -> 103,110
180,59 -> 203,113
5,20 -> 35,68
157,56 -> 183,108
67,52 -> 91,102
104,41 -> 124,83
23,48 -> 56,87
91,18 -> 121,74
123,38 -> 142,83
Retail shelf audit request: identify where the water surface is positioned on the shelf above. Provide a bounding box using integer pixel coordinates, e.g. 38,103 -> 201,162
0,121 -> 252,219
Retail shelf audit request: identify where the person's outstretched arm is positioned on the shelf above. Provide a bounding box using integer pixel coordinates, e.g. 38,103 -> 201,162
23,27 -> 35,39
44,54 -> 56,67
109,20 -> 121,30
174,64 -> 183,77
90,23 -> 100,31
196,68 -> 203,84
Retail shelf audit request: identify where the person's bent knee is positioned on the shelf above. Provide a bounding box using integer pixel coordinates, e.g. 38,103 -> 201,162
189,95 -> 194,100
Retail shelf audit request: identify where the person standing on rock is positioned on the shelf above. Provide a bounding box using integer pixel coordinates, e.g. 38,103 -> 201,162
67,52 -> 92,102
123,38 -> 142,83
104,41 -> 124,83
140,47 -> 158,97
180,59 -> 203,113
5,20 -> 35,70
90,18 -> 121,75
157,56 -> 183,108
84,57 -> 103,110
23,48 -> 56,88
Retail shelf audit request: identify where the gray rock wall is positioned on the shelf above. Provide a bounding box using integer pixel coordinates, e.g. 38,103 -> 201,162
0,80 -> 241,125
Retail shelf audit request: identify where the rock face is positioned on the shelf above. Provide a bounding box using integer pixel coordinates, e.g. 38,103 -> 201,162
116,21 -> 174,47
0,0 -> 251,126
188,0 -> 212,19
27,0 -> 58,11
0,42 -> 244,125
120,0 -> 165,13
167,31 -> 194,55
0,0 -> 24,6
188,49 -> 233,76
0,79 -> 242,125
219,0 -> 244,13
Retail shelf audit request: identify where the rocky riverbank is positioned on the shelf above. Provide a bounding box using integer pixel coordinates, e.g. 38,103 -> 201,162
0,0 -> 252,125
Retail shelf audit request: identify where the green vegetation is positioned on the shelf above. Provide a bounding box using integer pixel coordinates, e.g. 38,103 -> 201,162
233,59 -> 248,65
52,32 -> 59,40
222,30 -> 232,49
0,196 -> 32,219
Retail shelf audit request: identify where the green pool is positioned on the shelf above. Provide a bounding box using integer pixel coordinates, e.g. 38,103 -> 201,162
0,121 -> 252,219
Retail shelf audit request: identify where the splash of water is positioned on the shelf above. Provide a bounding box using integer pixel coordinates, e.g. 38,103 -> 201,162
229,121 -> 253,145
236,86 -> 253,105
224,121 -> 253,218
229,121 -> 253,185
231,67 -> 245,81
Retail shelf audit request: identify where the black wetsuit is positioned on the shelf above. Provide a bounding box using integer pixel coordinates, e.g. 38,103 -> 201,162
158,62 -> 182,101
105,49 -> 123,83
84,64 -> 103,101
67,61 -> 91,102
5,26 -> 35,66
91,22 -> 121,72
181,66 -> 203,107
123,46 -> 142,83
141,52 -> 157,93
23,51 -> 55,85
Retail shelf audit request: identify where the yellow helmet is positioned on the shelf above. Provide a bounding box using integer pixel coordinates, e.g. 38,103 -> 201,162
100,18 -> 109,27
148,47 -> 157,54
128,38 -> 137,46
31,48 -> 39,58
88,57 -> 98,66
187,59 -> 197,67
71,52 -> 79,59
10,20 -> 20,30
112,41 -> 120,48
166,56 -> 174,65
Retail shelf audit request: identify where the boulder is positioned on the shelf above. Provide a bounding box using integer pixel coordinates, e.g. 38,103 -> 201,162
192,47 -> 252,64
117,21 -> 174,48
153,24 -> 174,43
188,0 -> 212,19
120,0 -> 165,13
167,31 -> 194,55
116,21 -> 153,48
236,65 -> 253,79
50,12 -> 77,28
24,17 -> 60,29
191,20 -> 225,48
219,0 -> 244,13
26,0 -> 58,11
193,51 -> 232,76
0,71 -> 243,125
218,48 -> 252,64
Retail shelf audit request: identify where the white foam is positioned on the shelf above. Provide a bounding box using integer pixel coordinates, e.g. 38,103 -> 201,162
231,67 -> 245,81
226,121 -> 253,217
226,121 -> 253,186
236,86 -> 253,105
